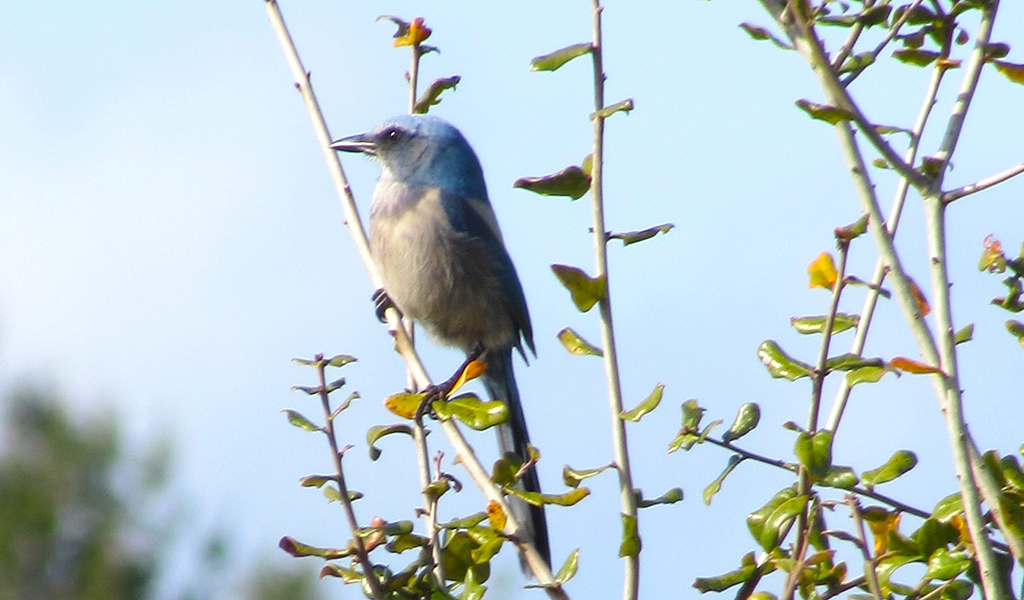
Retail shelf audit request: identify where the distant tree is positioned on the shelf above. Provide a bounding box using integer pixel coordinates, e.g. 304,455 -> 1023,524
0,387 -> 323,600
0,388 -> 165,600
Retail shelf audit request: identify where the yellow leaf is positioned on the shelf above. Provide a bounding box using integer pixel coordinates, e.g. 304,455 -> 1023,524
807,252 -> 838,289
393,17 -> 432,47
383,392 -> 425,419
486,500 -> 506,532
449,360 -> 487,396
890,356 -> 943,375
864,510 -> 901,554
909,279 -> 931,316
950,515 -> 972,550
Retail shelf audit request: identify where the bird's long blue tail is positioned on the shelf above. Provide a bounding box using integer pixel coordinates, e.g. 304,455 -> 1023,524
482,348 -> 551,570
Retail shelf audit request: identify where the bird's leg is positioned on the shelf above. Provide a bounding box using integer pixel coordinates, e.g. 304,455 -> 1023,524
413,345 -> 487,420
371,288 -> 399,323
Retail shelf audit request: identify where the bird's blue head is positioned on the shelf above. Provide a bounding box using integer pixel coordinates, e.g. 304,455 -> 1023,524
332,115 -> 488,200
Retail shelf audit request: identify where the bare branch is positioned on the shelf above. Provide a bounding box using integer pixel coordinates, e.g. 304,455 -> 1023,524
590,2 -> 640,599
263,2 -> 566,593
943,160 -> 1024,203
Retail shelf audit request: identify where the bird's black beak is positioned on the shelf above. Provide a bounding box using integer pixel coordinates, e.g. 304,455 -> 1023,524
330,132 -> 376,156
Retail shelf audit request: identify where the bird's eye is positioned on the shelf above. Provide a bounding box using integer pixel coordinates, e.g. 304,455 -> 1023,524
382,127 -> 403,144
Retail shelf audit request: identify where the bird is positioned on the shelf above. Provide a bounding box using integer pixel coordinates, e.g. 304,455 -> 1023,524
331,114 -> 550,570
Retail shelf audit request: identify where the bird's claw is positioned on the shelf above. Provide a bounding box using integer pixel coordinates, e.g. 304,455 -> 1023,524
372,288 -> 397,323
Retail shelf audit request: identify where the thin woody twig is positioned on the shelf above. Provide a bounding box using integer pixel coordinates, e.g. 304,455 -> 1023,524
590,2 -> 640,599
263,2 -> 566,593
314,357 -> 385,600
942,160 -> 1024,203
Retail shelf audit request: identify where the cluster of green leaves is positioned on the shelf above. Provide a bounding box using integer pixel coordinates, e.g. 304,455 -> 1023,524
286,350 -> 593,599
670,212 -> 1024,598
979,234 -> 1024,347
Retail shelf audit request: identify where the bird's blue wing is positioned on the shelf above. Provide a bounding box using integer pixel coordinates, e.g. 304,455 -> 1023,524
440,191 -> 535,357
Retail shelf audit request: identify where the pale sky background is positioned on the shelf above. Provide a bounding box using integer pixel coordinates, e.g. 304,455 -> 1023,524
1,1 -> 1022,599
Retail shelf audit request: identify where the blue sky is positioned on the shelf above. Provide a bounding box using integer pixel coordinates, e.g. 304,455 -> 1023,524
1,1 -> 1022,598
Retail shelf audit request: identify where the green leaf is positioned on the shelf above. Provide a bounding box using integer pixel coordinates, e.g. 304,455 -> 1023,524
299,474 -> 333,488
983,43 -> 1010,60
461,563 -> 487,600
562,463 -> 612,488
366,424 -> 413,460
467,528 -> 503,563
757,340 -> 813,381
924,548 -> 971,581
637,487 -> 684,508
820,465 -> 859,489
607,223 -> 675,246
893,48 -> 940,67
279,536 -> 354,559
1007,320 -> 1024,347
845,365 -> 897,387
433,393 -> 508,430
326,354 -> 357,368
931,493 -> 964,522
699,419 -> 723,443
413,75 -> 461,114
875,125 -> 914,137
704,455 -> 742,505
439,513 -> 489,530
858,5 -> 891,26
290,384 -> 321,396
284,409 -> 321,432
324,377 -> 346,394
357,520 -> 414,538
330,394 -> 358,422
993,60 -> 1024,85
912,518 -> 958,560
530,42 -> 593,72
747,486 -> 797,545
668,399 -> 706,453
693,551 -> 758,593
620,383 -> 664,422
619,514 -> 641,557
505,486 -> 590,507
550,264 -> 607,312
862,450 -> 918,488
759,495 -> 808,551
723,403 -> 760,443
835,213 -> 870,241
554,548 -> 580,584
591,98 -> 634,120
387,533 -> 430,554
738,23 -> 793,50
953,323 -> 974,345
319,563 -> 363,582
790,314 -> 860,335
514,166 -> 590,200
491,453 -> 522,487
838,52 -> 876,74
794,430 -> 832,479
825,353 -> 887,372
557,327 -> 603,356
441,532 -> 489,583
795,99 -> 854,125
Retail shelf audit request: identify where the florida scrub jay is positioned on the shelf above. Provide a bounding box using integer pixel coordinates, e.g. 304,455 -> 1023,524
331,115 -> 550,568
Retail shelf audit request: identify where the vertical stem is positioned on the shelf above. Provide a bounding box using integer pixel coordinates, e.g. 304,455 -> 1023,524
316,359 -> 385,600
589,3 -> 639,600
408,46 -> 420,114
402,36 -> 444,585
923,194 -> 1006,599
825,63 -> 946,433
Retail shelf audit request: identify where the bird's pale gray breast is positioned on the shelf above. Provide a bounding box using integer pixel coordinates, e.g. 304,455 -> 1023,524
369,181 -> 516,352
